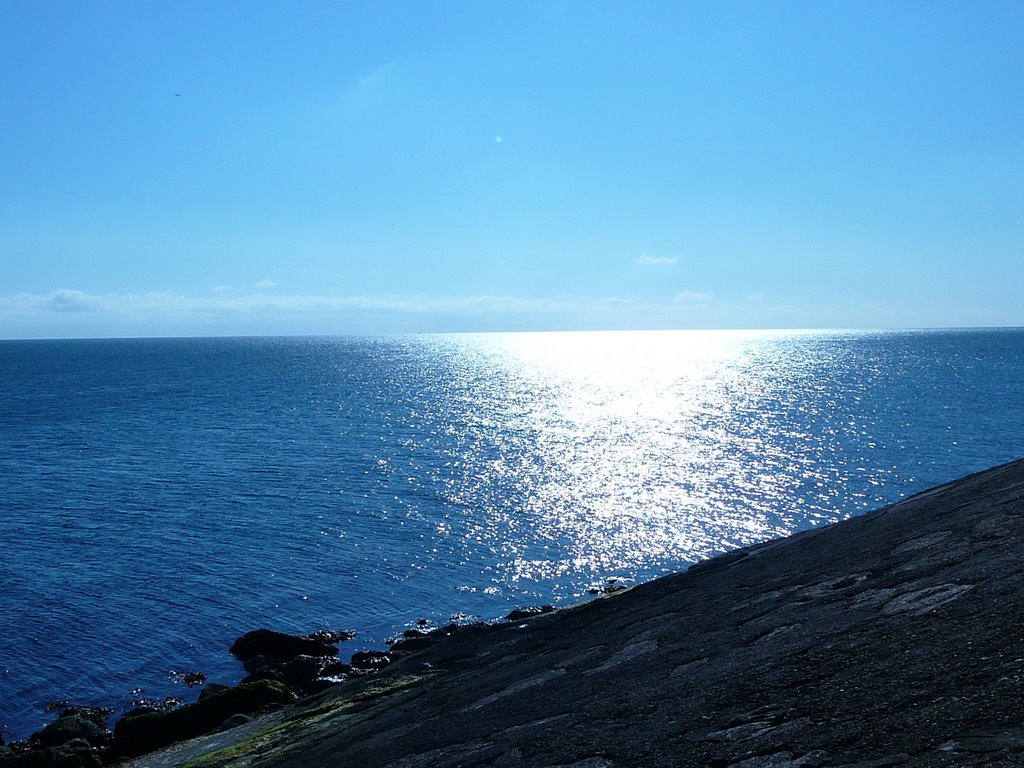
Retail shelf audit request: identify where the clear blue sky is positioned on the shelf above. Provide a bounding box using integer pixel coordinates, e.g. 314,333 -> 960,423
2,1 -> 1022,337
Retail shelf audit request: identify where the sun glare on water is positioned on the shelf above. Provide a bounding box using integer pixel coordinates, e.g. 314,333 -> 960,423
420,330 -> 832,590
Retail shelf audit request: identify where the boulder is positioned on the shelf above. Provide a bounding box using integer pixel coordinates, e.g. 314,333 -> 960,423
279,655 -> 329,691
51,709 -> 109,730
350,651 -> 392,671
306,629 -> 356,644
113,680 -> 293,757
229,629 -> 338,663
240,655 -> 351,696
241,655 -> 268,672
240,661 -> 285,686
30,715 -> 106,749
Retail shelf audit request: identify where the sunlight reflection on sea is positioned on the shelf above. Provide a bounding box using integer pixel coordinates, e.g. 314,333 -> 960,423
412,330 -> 883,590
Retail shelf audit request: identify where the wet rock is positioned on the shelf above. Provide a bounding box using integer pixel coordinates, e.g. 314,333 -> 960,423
587,577 -> 631,595
242,654 -> 273,673
275,655 -> 334,694
320,661 -> 353,677
241,655 -> 346,695
241,662 -> 285,686
169,669 -> 207,687
306,629 -> 357,644
436,621 -> 491,638
50,709 -> 109,730
505,605 -> 555,622
113,679 -> 293,757
198,683 -> 230,701
229,628 -> 339,663
388,635 -> 438,653
350,651 -> 392,671
122,696 -> 182,718
30,715 -> 106,749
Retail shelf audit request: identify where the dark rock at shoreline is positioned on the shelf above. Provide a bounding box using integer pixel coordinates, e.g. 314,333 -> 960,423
30,716 -> 106,750
0,743 -> 102,768
198,683 -> 230,701
126,460 -> 1024,768
241,654 -> 271,673
319,661 -> 352,677
112,680 -> 293,757
388,635 -> 438,653
505,604 -> 555,621
240,654 -> 354,697
349,651 -> 392,671
121,697 -> 182,720
49,710 -> 109,731
229,629 -> 339,663
586,577 -> 631,595
168,670 -> 207,688
92,461 -> 1024,768
305,629 -> 356,645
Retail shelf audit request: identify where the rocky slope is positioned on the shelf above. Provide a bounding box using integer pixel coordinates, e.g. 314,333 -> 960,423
92,460 -> 1024,765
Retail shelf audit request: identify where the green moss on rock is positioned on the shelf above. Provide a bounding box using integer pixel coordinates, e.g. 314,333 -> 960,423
113,680 -> 294,757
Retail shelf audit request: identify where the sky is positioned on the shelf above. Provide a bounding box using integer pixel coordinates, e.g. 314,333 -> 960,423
1,1 -> 1022,338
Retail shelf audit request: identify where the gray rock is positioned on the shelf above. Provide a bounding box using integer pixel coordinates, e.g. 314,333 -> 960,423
219,714 -> 253,731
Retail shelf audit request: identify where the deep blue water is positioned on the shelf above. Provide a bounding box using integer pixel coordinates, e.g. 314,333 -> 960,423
1,329 -> 1022,738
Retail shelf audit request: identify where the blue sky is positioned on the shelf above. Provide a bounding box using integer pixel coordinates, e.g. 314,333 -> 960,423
2,1 -> 1022,337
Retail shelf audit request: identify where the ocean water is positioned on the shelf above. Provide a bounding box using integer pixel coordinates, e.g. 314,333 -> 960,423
1,328 -> 1021,738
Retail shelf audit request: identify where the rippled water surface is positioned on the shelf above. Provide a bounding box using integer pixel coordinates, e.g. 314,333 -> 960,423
1,329 -> 1022,736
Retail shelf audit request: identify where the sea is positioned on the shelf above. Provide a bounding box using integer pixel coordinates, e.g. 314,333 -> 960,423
1,328 -> 1022,738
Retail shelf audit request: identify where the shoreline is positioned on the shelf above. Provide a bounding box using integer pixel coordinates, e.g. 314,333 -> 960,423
5,458 -> 1024,767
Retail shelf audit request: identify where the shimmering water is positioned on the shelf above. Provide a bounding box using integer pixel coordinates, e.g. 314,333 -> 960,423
1,329 -> 1022,737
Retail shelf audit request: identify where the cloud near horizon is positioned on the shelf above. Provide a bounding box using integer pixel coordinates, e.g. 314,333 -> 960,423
674,291 -> 714,303
0,288 -> 658,337
2,289 -> 621,315
0,288 -> 980,339
636,254 -> 678,266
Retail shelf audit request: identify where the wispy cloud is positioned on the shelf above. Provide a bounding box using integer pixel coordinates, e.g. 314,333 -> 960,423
0,289 -> 635,320
252,279 -> 278,290
636,253 -> 678,266
40,289 -> 94,312
674,291 -> 714,303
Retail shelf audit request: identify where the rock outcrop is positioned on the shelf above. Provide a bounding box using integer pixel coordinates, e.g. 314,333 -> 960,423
111,460 -> 1024,767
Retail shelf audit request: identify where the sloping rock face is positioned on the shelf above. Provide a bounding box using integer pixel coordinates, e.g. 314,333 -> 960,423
126,459 -> 1024,768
